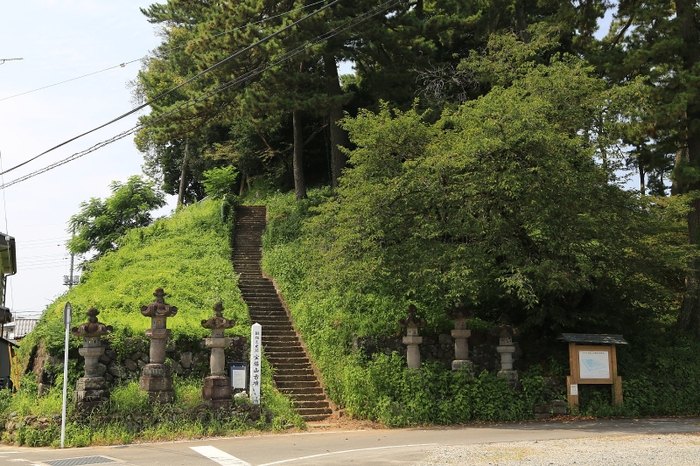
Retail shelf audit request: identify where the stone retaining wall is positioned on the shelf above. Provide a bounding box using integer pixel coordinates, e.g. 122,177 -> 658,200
33,335 -> 248,392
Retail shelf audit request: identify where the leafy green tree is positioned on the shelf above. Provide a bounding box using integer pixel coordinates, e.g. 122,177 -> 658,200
306,31 -> 684,334
67,176 -> 166,262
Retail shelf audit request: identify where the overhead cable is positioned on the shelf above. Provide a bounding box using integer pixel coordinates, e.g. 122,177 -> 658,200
0,0 -> 401,190
0,0 -> 329,103
0,0 -> 341,178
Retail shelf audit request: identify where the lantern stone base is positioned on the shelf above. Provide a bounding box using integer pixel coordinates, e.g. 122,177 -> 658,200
75,377 -> 109,409
140,363 -> 174,402
497,369 -> 519,386
202,375 -> 232,409
451,360 -> 474,373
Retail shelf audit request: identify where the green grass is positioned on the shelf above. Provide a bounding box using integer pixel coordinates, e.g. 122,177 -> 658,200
1,199 -> 301,447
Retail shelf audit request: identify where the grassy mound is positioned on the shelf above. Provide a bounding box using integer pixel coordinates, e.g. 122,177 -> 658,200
2,199 -> 301,447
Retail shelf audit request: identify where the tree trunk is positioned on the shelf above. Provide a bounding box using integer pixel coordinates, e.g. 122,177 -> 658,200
293,109 -> 307,200
177,139 -> 188,208
675,0 -> 700,336
515,0 -> 529,42
324,54 -> 349,189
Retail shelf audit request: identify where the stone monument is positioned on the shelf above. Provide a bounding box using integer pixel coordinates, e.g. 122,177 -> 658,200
140,287 -> 178,402
446,302 -> 473,372
493,316 -> 519,385
72,307 -> 113,408
201,301 -> 235,408
400,305 -> 426,369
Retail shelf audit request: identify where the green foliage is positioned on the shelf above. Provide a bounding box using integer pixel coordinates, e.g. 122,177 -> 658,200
302,38 -> 684,333
257,34 -> 693,425
67,175 -> 166,261
202,165 -> 239,200
21,199 -> 249,368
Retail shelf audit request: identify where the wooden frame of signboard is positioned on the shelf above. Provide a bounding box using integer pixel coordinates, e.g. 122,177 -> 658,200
559,334 -> 627,412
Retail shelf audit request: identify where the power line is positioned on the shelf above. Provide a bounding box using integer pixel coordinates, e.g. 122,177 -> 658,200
0,0 -> 329,104
0,0 -> 400,190
0,60 -> 141,103
0,58 -> 23,65
0,0 -> 342,178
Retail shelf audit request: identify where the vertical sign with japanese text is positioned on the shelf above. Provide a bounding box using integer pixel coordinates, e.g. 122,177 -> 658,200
250,323 -> 262,405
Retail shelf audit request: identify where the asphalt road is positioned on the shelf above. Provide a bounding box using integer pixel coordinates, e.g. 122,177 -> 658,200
1,417 -> 699,466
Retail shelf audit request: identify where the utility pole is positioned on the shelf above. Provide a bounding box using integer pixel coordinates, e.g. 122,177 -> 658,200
63,226 -> 78,288
177,139 -> 188,209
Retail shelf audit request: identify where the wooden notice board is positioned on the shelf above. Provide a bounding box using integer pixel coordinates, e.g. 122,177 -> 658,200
559,334 -> 627,412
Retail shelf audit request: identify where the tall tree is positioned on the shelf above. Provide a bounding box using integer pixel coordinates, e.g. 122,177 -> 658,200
594,0 -> 700,335
67,176 -> 166,263
308,31 -> 683,332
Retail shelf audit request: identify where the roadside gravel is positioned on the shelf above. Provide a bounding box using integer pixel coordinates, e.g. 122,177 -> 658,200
415,433 -> 700,465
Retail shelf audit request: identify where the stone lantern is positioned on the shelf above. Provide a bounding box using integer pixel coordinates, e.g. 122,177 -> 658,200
446,302 -> 473,372
400,305 -> 426,369
71,307 -> 113,408
201,301 -> 235,408
140,288 -> 178,402
493,316 -> 519,385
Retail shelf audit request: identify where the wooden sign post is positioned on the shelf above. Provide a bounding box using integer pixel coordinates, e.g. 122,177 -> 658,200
559,333 -> 627,412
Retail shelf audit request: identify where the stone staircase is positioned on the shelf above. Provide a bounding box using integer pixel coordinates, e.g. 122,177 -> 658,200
232,205 -> 332,422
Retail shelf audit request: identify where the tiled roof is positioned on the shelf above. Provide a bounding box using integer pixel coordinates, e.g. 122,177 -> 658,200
10,318 -> 39,339
558,333 -> 628,345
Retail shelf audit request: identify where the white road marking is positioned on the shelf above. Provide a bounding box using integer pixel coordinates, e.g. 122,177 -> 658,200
191,446 -> 252,466
257,443 -> 439,465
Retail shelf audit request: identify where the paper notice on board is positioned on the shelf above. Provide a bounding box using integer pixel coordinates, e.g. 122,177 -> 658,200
578,350 -> 610,379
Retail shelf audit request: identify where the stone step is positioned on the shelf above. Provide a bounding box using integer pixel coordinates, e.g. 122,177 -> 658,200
297,407 -> 333,416
267,359 -> 311,367
238,284 -> 277,290
279,386 -> 325,395
250,316 -> 289,322
242,291 -> 280,297
294,401 -> 330,411
249,313 -> 289,320
300,413 -> 332,422
259,323 -> 295,329
245,298 -> 285,305
263,333 -> 297,340
274,368 -> 315,377
273,362 -> 312,371
264,343 -> 304,350
290,393 -> 327,402
238,279 -> 277,286
265,345 -> 303,353
240,293 -> 280,299
265,350 -> 307,359
264,339 -> 302,347
275,380 -> 320,389
248,309 -> 287,315
274,374 -> 317,383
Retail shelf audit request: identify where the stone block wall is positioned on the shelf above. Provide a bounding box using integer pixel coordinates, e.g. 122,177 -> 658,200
32,335 -> 248,393
98,336 -> 248,386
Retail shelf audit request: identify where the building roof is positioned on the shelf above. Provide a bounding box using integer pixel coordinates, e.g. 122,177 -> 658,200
5,318 -> 39,339
558,333 -> 628,345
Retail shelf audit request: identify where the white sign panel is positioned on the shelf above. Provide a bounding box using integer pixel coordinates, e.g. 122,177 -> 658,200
570,384 -> 578,396
250,323 -> 262,405
230,364 -> 246,390
578,350 -> 610,379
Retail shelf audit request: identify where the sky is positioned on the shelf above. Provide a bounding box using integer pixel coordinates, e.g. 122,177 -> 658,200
0,1 -> 174,318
